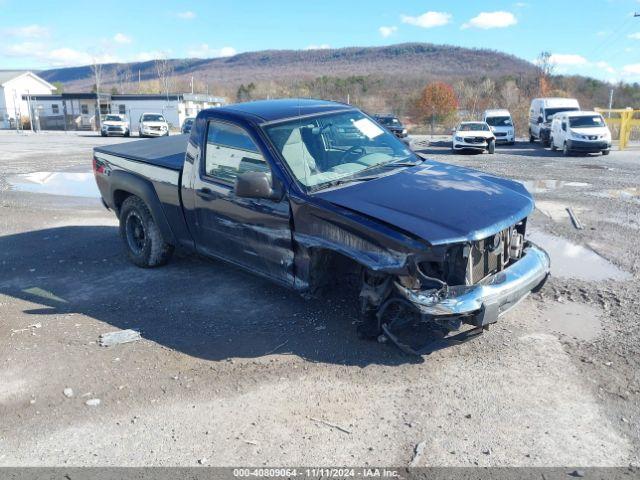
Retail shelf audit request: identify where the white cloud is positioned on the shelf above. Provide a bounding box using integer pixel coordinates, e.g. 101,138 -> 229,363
2,42 -> 117,67
549,53 -> 588,66
3,24 -> 50,38
379,26 -> 398,38
401,11 -> 451,28
595,61 -> 616,74
177,11 -> 196,20
623,64 -> 640,75
113,33 -> 132,44
134,51 -> 167,62
462,11 -> 517,29
514,2 -> 528,7
628,32 -> 640,40
305,44 -> 331,50
187,44 -> 237,58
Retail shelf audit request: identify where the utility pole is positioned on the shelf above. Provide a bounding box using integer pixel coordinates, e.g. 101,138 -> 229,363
608,89 -> 614,118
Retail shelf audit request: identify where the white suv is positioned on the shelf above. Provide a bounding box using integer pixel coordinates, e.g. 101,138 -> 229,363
138,113 -> 169,138
483,109 -> 515,145
452,121 -> 496,154
549,111 -> 612,156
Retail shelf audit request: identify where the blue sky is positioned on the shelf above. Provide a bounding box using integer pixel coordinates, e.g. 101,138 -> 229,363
1,0 -> 639,82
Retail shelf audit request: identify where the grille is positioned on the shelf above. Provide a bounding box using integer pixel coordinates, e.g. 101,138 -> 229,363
464,137 -> 486,144
495,132 -> 507,137
466,229 -> 514,284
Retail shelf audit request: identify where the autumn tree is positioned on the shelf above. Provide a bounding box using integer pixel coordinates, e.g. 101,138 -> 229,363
536,51 -> 554,96
417,82 -> 458,134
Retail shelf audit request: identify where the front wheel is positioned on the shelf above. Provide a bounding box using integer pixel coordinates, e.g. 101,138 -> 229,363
529,133 -> 535,143
550,137 -> 557,151
487,140 -> 495,154
119,196 -> 174,268
563,143 -> 571,157
602,149 -> 610,156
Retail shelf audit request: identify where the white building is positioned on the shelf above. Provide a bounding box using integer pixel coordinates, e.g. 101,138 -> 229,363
0,70 -> 57,129
19,92 -> 225,131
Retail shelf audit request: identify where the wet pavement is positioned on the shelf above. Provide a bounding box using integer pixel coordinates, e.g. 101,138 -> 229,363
6,171 -> 99,198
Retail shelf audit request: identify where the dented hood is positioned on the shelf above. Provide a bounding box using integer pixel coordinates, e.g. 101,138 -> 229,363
315,161 -> 534,246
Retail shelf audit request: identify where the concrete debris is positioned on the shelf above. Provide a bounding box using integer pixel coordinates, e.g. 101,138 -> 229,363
566,207 -> 584,230
10,323 -> 42,335
197,458 -> 207,465
63,388 -> 74,398
99,329 -> 141,347
569,470 -> 585,478
409,441 -> 427,467
85,398 -> 101,407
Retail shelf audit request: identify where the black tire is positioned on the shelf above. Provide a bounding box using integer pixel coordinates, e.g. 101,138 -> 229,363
124,131 -> 130,137
101,131 -> 107,137
119,196 -> 174,268
550,137 -> 557,151
488,140 -> 495,154
529,133 -> 535,143
602,149 -> 610,156
563,142 -> 571,157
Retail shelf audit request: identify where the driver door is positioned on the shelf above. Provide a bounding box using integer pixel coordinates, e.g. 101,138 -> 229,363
191,119 -> 294,285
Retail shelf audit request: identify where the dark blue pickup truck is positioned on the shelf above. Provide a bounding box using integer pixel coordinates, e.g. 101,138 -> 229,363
94,99 -> 550,354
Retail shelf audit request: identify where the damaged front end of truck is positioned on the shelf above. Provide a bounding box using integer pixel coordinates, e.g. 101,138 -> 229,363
292,200 -> 550,356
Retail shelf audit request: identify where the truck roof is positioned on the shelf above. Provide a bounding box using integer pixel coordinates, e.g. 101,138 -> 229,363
214,98 -> 355,123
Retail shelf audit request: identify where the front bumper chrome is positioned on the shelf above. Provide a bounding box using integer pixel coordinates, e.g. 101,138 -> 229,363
396,242 -> 550,325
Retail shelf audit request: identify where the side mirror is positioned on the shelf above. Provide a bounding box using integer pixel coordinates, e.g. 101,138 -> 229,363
537,116 -> 543,124
235,171 -> 281,200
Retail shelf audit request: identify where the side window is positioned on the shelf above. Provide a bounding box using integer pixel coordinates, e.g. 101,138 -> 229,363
204,120 -> 269,184
561,122 -> 567,132
119,104 -> 126,115
81,104 -> 89,115
52,104 -> 59,114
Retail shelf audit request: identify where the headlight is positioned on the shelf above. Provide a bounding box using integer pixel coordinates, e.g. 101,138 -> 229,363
402,129 -> 407,134
455,136 -> 463,141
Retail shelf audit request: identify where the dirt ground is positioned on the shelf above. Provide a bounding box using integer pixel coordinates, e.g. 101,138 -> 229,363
0,131 -> 638,467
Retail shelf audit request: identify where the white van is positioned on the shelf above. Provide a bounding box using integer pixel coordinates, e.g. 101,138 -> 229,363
483,109 -> 515,145
529,98 -> 580,145
549,111 -> 611,156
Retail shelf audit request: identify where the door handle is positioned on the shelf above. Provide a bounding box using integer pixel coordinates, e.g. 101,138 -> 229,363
196,187 -> 216,200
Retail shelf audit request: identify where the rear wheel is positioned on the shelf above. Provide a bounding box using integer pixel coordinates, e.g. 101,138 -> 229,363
529,132 -> 535,143
563,142 -> 571,157
119,196 -> 174,268
550,137 -> 557,151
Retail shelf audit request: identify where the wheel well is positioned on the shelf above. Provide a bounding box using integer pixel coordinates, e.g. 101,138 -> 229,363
113,190 -> 133,215
308,248 -> 364,294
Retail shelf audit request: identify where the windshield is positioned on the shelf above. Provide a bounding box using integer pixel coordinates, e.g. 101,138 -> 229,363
458,123 -> 489,132
570,115 -> 606,128
545,107 -> 578,121
264,110 -> 415,190
105,115 -> 122,122
142,114 -> 165,122
485,116 -> 512,127
377,117 -> 401,126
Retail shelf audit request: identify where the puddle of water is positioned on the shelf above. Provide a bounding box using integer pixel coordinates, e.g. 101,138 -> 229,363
542,302 -> 602,341
6,172 -> 99,198
528,229 -> 632,281
589,187 -> 640,201
580,164 -> 611,171
519,180 -> 590,193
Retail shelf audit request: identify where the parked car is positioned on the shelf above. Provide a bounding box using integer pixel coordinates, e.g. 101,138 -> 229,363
549,111 -> 612,156
452,121 -> 496,153
483,109 -> 515,145
101,114 -> 130,137
93,99 -> 549,355
138,113 -> 169,138
181,117 -> 195,135
373,115 -> 408,138
529,98 -> 580,146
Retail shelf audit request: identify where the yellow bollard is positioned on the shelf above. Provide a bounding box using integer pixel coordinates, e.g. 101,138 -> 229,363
595,108 -> 638,151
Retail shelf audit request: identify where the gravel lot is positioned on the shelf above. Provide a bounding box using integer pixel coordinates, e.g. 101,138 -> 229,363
0,131 -> 638,467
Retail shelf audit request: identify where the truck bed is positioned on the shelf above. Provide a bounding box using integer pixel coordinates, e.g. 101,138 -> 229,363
94,134 -> 188,171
